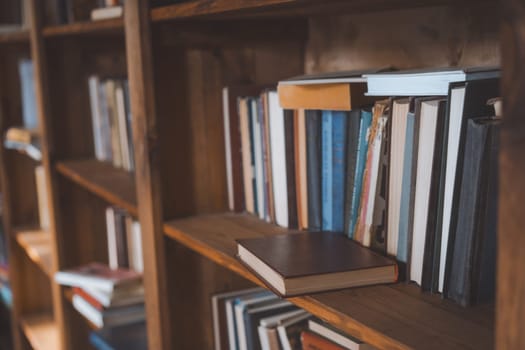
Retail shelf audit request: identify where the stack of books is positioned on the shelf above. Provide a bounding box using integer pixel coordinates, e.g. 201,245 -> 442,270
88,76 -> 135,172
227,66 -> 500,306
211,287 -> 375,350
91,0 -> 123,21
55,262 -> 145,329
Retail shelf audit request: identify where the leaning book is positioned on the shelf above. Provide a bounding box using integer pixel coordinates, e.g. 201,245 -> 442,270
236,232 -> 397,297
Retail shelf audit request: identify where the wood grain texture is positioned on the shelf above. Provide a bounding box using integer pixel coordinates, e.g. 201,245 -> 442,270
305,4 -> 499,73
0,30 -> 30,44
15,229 -> 53,278
124,1 -> 172,349
42,18 -> 123,37
27,0 -> 66,348
56,159 -> 137,216
20,313 -> 59,350
497,0 -> 525,348
164,213 -> 493,350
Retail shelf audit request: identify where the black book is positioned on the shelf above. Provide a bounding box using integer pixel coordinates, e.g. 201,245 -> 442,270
442,78 -> 500,296
446,117 -> 500,306
306,110 -> 322,231
343,109 -> 361,235
284,110 -> 298,229
421,99 -> 447,292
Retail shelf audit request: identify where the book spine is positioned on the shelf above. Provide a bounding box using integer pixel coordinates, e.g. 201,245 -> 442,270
88,75 -> 104,160
295,109 -> 308,230
248,98 -> 259,215
252,99 -> 265,220
239,98 -> 255,214
262,93 -> 275,222
321,111 -> 333,231
306,110 -> 322,231
284,110 -> 298,229
332,111 -> 348,232
344,110 -> 361,237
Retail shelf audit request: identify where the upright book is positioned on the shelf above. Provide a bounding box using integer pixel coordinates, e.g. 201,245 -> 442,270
237,232 -> 397,297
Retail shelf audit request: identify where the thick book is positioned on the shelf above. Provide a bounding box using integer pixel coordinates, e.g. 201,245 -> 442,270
305,110 -> 322,231
364,67 -> 500,96
236,232 -> 398,297
308,319 -> 376,350
321,111 -> 333,231
55,262 -> 141,293
301,330 -> 346,350
332,111 -> 349,232
89,322 -> 147,350
438,78 -> 500,293
445,117 -> 499,306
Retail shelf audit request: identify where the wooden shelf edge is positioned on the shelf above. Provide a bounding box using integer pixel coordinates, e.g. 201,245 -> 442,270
163,213 -> 493,350
0,29 -> 30,44
42,18 -> 123,37
20,313 -> 59,350
14,228 -> 54,278
55,159 -> 138,216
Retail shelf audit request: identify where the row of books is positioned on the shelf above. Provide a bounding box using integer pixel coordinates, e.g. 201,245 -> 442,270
225,66 -> 500,306
105,206 -> 143,273
212,287 -> 375,350
88,76 -> 135,172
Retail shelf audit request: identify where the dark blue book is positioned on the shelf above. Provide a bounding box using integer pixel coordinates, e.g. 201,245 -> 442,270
343,110 -> 361,237
306,111 -> 322,230
321,111 -> 333,231
89,322 -> 147,350
18,59 -> 38,130
331,111 -> 348,232
247,98 -> 258,215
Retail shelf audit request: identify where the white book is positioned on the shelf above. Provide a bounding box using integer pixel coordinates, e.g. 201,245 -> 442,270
91,5 -> 123,21
438,86 -> 466,293
222,87 -> 234,211
308,319 -> 376,350
235,293 -> 277,350
387,100 -> 411,256
72,294 -> 145,328
88,76 -> 104,160
115,82 -> 131,171
105,207 -> 118,270
410,100 -> 441,285
34,166 -> 49,230
82,284 -> 144,308
239,98 -> 255,214
268,91 -> 288,228
130,221 -> 143,273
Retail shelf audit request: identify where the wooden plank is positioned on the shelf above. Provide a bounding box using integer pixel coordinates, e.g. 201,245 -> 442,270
124,1 -> 172,349
0,30 -> 30,44
164,213 -> 494,350
497,0 -> 525,348
42,18 -> 123,37
15,229 -> 53,277
26,0 -> 66,348
56,159 -> 138,216
20,313 -> 59,350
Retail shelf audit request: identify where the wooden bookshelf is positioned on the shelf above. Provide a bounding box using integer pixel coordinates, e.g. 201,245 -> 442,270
42,18 -> 123,38
164,213 -> 493,350
20,313 -> 59,350
56,159 -> 137,216
15,229 -> 53,278
0,0 -> 523,349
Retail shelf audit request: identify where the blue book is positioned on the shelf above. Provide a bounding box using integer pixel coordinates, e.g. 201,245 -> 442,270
347,110 -> 372,238
321,111 -> 333,231
332,111 -> 348,232
397,112 -> 416,263
18,59 -> 38,129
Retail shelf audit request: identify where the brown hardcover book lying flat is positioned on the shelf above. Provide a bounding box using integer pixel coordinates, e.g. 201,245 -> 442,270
236,232 -> 398,297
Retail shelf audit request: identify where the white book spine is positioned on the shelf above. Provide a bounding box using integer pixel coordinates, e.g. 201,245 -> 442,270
35,166 -> 50,230
106,207 -> 118,270
252,100 -> 265,220
131,221 -> 143,273
223,88 -> 234,211
88,76 -> 104,160
115,82 -> 131,171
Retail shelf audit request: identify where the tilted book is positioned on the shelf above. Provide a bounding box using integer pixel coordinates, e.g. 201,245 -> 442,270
236,232 -> 397,297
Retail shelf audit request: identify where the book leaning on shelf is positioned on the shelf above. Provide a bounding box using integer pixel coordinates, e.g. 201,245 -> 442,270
226,67 -> 500,306
88,75 -> 135,172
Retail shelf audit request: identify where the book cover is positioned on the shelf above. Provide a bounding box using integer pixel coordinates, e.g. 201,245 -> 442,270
321,111 -> 333,231
332,111 -> 348,233
237,232 -> 398,297
284,110 -> 298,229
306,110 -> 322,231
343,110 -> 361,237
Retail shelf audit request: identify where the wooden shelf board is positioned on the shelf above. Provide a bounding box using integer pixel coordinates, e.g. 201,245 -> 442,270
164,213 -> 494,350
0,29 -> 30,44
20,313 -> 59,350
150,0 -> 490,21
56,159 -> 137,216
15,228 -> 53,278
42,18 -> 123,37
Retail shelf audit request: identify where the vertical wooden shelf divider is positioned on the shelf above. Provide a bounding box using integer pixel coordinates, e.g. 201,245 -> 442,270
124,0 -> 172,349
26,0 -> 66,348
498,0 -> 525,348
